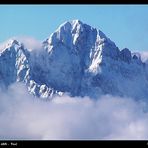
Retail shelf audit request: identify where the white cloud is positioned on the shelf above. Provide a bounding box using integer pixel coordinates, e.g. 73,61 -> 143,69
0,83 -> 148,140
15,36 -> 42,51
140,51 -> 148,63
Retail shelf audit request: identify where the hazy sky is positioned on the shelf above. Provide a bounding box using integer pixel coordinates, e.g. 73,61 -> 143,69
0,5 -> 148,51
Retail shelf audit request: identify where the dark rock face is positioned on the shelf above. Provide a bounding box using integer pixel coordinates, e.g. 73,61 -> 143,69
119,48 -> 132,63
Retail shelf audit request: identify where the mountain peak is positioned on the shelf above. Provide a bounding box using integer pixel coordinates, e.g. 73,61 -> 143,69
56,19 -> 84,32
0,39 -> 27,57
7,39 -> 20,46
45,20 -> 118,58
60,19 -> 83,27
71,19 -> 83,25
3,39 -> 23,50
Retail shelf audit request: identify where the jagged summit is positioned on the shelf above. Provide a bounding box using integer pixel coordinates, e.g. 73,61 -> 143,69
0,39 -> 25,54
71,19 -> 83,24
8,39 -> 19,45
44,19 -> 117,58
58,19 -> 83,28
5,39 -> 22,47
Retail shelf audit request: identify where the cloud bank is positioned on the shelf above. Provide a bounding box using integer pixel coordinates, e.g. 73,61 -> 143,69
0,83 -> 148,140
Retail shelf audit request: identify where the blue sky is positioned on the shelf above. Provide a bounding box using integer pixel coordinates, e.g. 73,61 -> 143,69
0,5 -> 148,51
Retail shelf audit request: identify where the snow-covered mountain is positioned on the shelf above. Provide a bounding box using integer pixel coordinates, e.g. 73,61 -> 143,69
1,20 -> 148,100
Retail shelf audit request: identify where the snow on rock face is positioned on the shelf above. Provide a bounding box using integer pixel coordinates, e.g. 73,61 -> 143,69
0,20 -> 148,100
